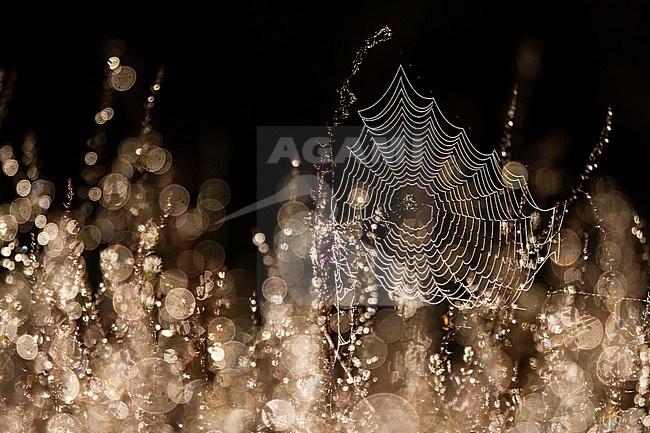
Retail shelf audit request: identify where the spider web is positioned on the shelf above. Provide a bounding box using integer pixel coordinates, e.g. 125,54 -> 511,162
329,65 -> 563,308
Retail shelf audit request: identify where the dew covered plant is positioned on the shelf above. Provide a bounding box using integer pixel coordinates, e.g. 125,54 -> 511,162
0,29 -> 649,433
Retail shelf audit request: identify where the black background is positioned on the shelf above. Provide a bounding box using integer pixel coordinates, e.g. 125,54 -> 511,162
1,1 -> 650,267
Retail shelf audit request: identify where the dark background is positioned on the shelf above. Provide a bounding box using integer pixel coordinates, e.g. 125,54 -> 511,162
1,1 -> 649,268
